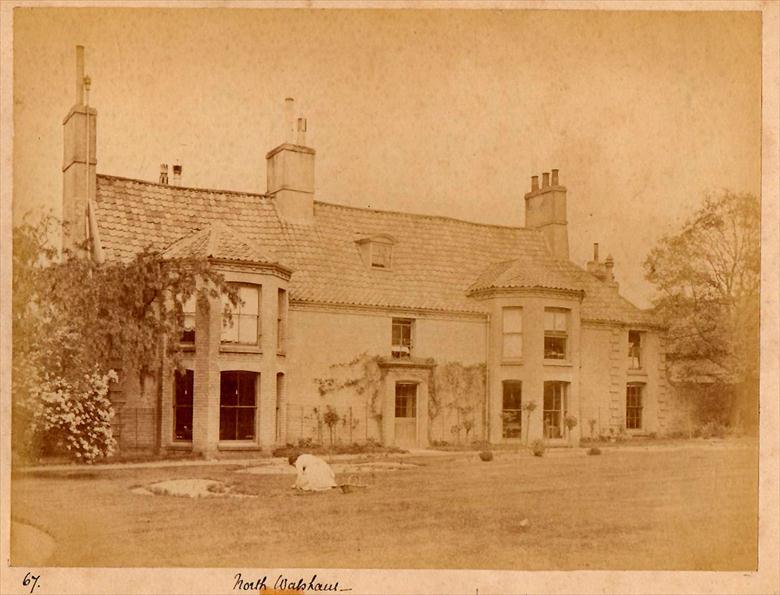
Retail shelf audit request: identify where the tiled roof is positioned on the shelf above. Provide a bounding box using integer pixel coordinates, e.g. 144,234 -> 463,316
94,174 -> 660,325
469,258 -> 585,294
161,221 -> 288,270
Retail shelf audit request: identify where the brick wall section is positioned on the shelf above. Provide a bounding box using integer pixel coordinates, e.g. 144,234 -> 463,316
608,328 -> 623,429
655,334 -> 670,433
193,293 -> 222,454
275,373 -> 287,444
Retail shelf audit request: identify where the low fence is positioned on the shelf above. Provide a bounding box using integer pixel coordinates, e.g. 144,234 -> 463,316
284,403 -> 381,446
112,404 -> 488,449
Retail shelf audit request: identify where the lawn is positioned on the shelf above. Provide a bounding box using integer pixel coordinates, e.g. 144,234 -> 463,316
10,444 -> 758,570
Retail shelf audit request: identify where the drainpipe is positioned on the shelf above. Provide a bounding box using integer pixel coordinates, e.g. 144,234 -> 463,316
83,75 -> 92,247
484,312 -> 491,444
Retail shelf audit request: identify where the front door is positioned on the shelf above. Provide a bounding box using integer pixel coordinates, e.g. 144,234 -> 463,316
394,383 -> 418,448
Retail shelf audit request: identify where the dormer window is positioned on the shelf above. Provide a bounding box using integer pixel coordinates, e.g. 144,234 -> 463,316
371,242 -> 392,269
356,234 -> 396,270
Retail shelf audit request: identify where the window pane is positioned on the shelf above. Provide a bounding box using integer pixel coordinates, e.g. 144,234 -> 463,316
240,286 -> 260,314
545,309 -> 568,331
503,334 -> 523,359
543,382 -> 566,438
174,370 -> 193,406
220,372 -> 238,406
237,372 -> 257,406
503,308 -> 523,333
372,243 -> 390,267
174,407 -> 193,441
395,384 -> 416,417
222,315 -> 238,343
237,409 -> 256,440
220,408 -> 235,440
502,383 -> 522,410
544,336 -> 566,359
238,314 -> 258,344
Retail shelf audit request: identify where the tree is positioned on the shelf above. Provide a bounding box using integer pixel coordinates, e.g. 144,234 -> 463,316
12,217 -> 238,461
644,190 -> 760,429
323,405 -> 341,446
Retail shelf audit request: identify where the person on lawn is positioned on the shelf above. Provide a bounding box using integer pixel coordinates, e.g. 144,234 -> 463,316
289,453 -> 338,492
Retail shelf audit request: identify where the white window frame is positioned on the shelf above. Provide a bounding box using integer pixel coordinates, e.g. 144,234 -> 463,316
501,307 -> 523,360
221,284 -> 261,346
392,318 -> 414,359
544,308 -> 569,360
626,383 -> 644,430
277,288 -> 288,354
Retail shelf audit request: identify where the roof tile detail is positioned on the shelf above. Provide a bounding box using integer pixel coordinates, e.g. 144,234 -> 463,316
94,174 -> 658,325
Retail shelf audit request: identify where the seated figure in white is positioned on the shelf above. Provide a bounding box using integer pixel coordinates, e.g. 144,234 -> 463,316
289,453 -> 338,492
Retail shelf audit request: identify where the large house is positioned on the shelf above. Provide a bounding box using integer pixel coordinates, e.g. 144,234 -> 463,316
62,47 -> 674,455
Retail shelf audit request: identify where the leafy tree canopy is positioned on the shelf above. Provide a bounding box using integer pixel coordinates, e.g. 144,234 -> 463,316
12,216 -> 239,459
644,190 -> 759,426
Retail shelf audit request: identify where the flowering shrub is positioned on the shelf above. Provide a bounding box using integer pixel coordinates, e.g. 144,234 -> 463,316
531,439 -> 545,457
22,368 -> 118,463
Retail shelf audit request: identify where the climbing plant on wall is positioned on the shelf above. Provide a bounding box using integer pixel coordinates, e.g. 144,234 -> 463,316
430,362 -> 486,443
314,353 -> 386,420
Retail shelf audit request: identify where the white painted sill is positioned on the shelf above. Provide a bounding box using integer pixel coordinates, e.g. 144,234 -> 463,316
543,360 -> 573,367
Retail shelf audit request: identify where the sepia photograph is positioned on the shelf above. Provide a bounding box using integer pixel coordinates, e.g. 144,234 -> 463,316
1,3 -> 778,594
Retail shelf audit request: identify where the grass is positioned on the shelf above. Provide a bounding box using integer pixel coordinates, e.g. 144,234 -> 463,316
10,444 -> 758,570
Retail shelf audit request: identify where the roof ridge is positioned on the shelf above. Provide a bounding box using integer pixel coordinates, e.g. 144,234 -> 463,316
96,173 -> 272,201
97,173 -> 535,233
313,200 -> 531,232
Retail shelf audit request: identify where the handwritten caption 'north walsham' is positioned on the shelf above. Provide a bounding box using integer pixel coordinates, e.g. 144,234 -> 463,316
233,572 -> 351,593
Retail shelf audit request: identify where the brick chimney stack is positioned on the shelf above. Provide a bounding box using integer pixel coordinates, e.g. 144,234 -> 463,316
266,97 -> 315,225
524,168 -> 568,259
62,45 -> 97,254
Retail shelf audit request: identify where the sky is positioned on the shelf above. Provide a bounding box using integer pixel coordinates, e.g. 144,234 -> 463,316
12,7 -> 762,308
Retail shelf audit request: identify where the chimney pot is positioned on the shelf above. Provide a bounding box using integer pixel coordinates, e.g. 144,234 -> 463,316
542,172 -> 550,188
296,117 -> 307,146
593,242 -> 599,262
605,255 -> 616,284
531,175 -> 539,192
551,168 -> 559,186
172,164 -> 182,186
159,163 -> 169,185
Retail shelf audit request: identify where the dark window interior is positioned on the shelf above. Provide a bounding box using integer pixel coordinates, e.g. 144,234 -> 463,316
502,382 -> 522,439
220,371 -> 257,440
173,369 -> 194,441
